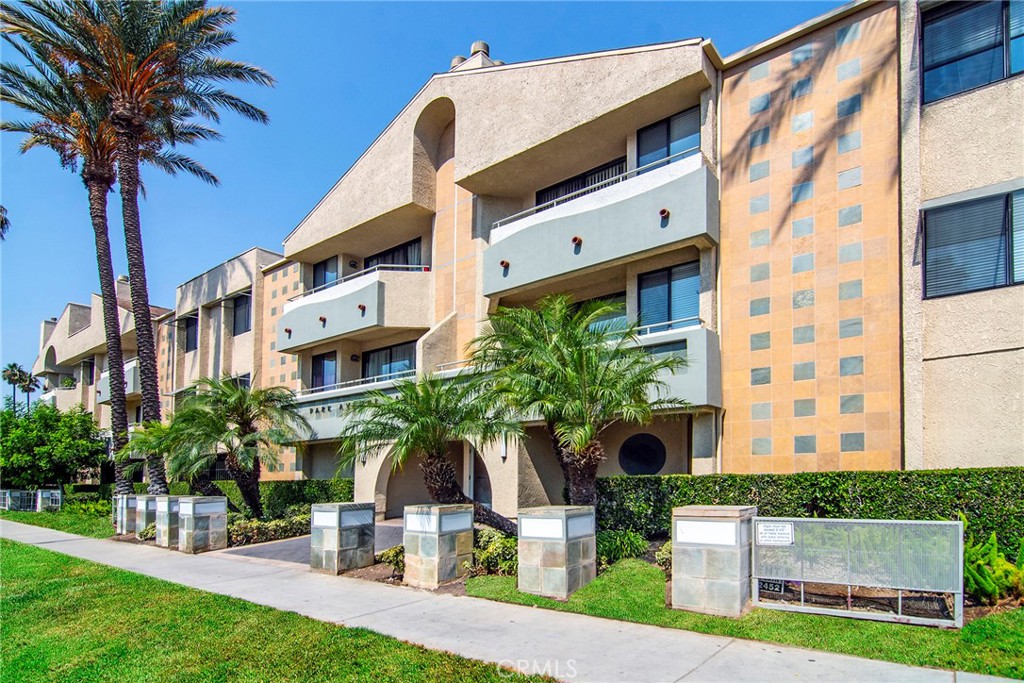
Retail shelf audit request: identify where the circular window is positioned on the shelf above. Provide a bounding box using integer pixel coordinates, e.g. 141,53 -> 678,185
618,433 -> 667,475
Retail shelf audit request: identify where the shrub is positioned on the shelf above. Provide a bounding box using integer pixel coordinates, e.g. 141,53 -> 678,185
377,545 -> 404,576
472,528 -> 518,576
138,523 -> 156,541
132,482 -> 190,496
64,483 -> 112,500
963,515 -> 1023,605
63,499 -> 112,517
227,514 -> 311,547
655,540 -> 672,577
596,468 -> 1024,562
595,529 -> 647,569
213,478 -> 354,519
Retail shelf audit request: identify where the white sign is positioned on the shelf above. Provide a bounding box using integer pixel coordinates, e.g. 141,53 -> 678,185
519,517 -> 564,540
312,510 -> 337,527
405,511 -> 437,533
756,521 -> 795,546
340,508 -> 374,528
674,520 -> 736,546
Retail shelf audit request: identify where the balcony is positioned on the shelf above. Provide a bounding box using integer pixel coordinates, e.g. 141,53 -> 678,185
637,320 -> 721,409
292,371 -> 412,440
96,358 -> 141,404
483,153 -> 719,298
39,387 -> 83,412
277,265 -> 431,354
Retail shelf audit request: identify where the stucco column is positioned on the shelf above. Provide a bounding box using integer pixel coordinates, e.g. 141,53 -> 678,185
671,505 -> 755,617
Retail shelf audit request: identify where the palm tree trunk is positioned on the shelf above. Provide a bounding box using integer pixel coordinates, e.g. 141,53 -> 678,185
190,471 -> 238,512
114,129 -> 168,494
86,177 -> 132,496
565,440 -> 605,508
546,421 -> 575,505
419,453 -> 518,536
225,454 -> 263,518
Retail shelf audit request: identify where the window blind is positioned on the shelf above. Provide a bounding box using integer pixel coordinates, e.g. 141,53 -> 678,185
925,194 -> 1007,297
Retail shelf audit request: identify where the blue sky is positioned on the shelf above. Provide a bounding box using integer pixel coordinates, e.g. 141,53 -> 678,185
1,1 -> 842,370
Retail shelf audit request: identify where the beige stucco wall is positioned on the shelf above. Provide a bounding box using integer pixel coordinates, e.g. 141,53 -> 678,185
899,0 -> 1024,470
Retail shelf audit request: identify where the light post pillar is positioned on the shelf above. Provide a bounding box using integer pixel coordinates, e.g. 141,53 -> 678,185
671,505 -> 756,617
178,496 -> 228,553
310,502 -> 375,574
134,494 -> 157,538
402,504 -> 474,589
114,494 -> 137,535
517,506 -> 597,599
155,496 -> 181,548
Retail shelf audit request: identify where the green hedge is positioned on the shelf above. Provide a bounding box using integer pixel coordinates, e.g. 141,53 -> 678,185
228,514 -> 311,547
596,468 -> 1024,560
213,478 -> 354,519
64,483 -> 112,500
132,482 -> 190,496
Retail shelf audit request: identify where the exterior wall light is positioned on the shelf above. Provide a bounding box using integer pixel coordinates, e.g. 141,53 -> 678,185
659,208 -> 671,219
350,354 -> 360,362
348,260 -> 358,268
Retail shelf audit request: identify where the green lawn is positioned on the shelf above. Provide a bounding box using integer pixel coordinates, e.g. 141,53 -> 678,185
1,540 -> 543,683
0,509 -> 113,538
467,559 -> 1024,680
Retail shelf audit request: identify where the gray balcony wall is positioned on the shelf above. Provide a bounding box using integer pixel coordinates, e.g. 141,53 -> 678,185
277,270 -> 431,353
642,326 -> 722,409
96,358 -> 141,404
483,159 -> 719,297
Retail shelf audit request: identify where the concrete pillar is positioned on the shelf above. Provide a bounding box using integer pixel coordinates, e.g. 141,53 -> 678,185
310,502 -> 375,574
114,495 -> 137,535
135,495 -> 157,537
155,496 -> 181,548
517,506 -> 597,599
402,504 -> 474,589
178,496 -> 228,553
671,505 -> 756,617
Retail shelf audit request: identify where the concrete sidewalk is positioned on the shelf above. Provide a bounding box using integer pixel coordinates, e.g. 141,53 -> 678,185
1,520 -> 1010,683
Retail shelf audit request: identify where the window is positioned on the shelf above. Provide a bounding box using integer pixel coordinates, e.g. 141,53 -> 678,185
362,341 -> 416,380
924,190 -> 1023,297
311,352 -> 337,390
638,262 -> 700,333
183,316 -> 198,352
537,158 -> 627,207
637,107 -> 700,170
922,1 -> 1024,104
232,293 -> 251,336
365,238 -> 423,270
618,434 -> 666,475
232,374 -> 251,389
573,292 -> 628,332
312,256 -> 338,289
84,359 -> 95,386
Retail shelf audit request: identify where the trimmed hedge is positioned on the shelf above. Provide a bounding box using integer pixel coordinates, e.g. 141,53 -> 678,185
596,468 -> 1024,561
132,482 -> 190,496
228,514 -> 310,547
64,483 -> 112,500
213,478 -> 355,519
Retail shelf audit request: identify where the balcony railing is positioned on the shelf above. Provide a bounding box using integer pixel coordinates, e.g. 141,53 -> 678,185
493,148 -> 699,230
637,316 -> 702,336
296,369 -> 416,397
288,264 -> 431,302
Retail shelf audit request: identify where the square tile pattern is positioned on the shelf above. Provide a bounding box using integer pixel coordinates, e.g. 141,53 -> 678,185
310,502 -> 376,575
517,507 -> 598,600
403,504 -> 474,589
178,497 -> 228,554
671,506 -> 756,618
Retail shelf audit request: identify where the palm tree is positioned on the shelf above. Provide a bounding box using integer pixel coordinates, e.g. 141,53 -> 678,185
3,362 -> 25,406
471,295 -> 689,506
0,204 -> 9,239
19,372 -> 40,411
1,27 -> 219,494
167,377 -> 309,518
117,420 -> 232,504
338,375 -> 521,535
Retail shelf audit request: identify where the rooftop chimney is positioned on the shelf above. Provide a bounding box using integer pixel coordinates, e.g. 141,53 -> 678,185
450,55 -> 466,69
470,40 -> 489,58
450,41 -> 496,72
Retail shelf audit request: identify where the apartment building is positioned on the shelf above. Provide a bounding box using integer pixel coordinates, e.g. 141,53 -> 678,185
32,275 -> 170,434
29,0 -> 1023,515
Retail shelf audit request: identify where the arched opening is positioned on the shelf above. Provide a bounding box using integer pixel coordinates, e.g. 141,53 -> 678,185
412,97 -> 456,212
382,441 -> 464,519
472,450 -> 492,509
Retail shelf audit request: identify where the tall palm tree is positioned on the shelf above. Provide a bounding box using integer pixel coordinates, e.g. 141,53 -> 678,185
338,375 -> 521,535
1,27 -> 219,494
3,362 -> 25,406
471,295 -> 688,506
2,0 -> 273,440
117,419 -> 231,503
0,204 -> 9,239
19,372 -> 40,411
167,377 -> 310,518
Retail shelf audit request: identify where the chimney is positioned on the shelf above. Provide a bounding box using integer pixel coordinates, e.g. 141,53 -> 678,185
450,41 -> 496,72
470,40 -> 489,58
450,55 -> 466,69
115,275 -> 131,303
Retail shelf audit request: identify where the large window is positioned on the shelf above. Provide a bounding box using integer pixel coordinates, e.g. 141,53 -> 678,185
638,262 -> 701,333
365,238 -> 422,270
231,292 -> 251,336
536,158 -> 627,207
637,107 -> 700,171
573,292 -> 628,332
311,352 -> 337,390
183,316 -> 198,352
313,256 -> 339,289
924,190 -> 1023,298
922,1 -> 1024,104
362,341 -> 416,380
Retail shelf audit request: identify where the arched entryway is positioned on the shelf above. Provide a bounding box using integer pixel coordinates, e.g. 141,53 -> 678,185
382,441 -> 464,518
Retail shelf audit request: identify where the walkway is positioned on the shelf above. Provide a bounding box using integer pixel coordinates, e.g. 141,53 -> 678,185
1,521 -> 1010,683
216,518 -> 403,565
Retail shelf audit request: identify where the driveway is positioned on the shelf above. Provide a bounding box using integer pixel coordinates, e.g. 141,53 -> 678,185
216,518 -> 403,566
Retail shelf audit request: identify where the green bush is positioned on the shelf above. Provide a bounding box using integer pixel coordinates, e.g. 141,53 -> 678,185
63,499 -> 112,517
132,482 -> 190,496
227,514 -> 311,547
595,529 -> 647,569
963,515 -> 1023,605
138,523 -> 156,541
213,478 -> 354,519
596,468 -> 1024,561
472,528 -> 518,576
655,540 -> 672,576
64,483 -> 112,500
377,545 -> 404,576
